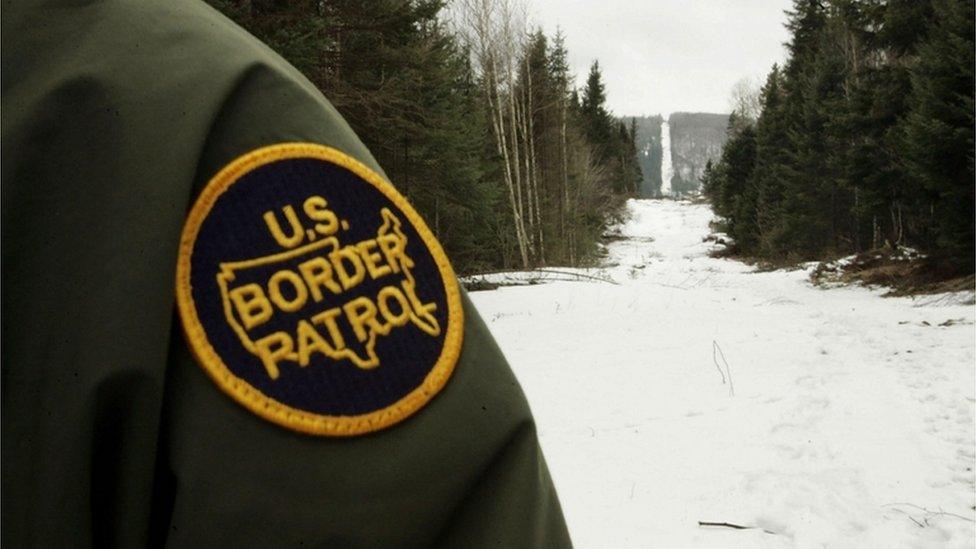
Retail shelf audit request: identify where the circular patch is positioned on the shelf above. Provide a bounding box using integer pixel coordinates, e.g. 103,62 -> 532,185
176,143 -> 463,436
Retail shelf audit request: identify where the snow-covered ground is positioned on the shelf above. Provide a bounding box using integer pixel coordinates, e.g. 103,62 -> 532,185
469,199 -> 976,548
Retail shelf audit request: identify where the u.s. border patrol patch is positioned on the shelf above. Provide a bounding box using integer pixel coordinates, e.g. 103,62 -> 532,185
175,143 -> 463,436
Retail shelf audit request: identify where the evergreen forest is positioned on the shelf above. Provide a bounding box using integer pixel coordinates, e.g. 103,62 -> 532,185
207,0 -> 642,274
702,0 -> 975,276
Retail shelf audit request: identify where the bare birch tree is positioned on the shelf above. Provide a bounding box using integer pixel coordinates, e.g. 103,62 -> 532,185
453,0 -> 531,267
455,0 -> 531,268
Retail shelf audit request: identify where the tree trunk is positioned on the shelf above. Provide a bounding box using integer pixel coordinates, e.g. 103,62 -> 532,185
488,54 -> 529,268
525,54 -> 544,264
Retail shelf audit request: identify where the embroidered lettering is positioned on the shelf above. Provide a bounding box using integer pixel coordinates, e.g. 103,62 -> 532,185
176,143 -> 463,436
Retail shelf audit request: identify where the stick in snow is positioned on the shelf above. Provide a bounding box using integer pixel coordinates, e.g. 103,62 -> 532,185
698,521 -> 777,535
712,340 -> 735,396
711,341 -> 726,384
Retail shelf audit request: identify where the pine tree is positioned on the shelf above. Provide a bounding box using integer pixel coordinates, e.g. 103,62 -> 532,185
774,0 -> 834,257
712,119 -> 759,249
547,29 -> 573,262
700,159 -> 716,198
750,66 -> 792,255
899,0 -> 975,270
580,61 -> 614,155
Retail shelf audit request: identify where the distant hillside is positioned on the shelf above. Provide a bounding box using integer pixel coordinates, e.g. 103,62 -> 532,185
667,112 -> 729,195
625,115 -> 664,197
622,113 -> 728,197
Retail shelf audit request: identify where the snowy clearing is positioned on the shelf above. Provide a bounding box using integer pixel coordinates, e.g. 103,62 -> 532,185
470,199 -> 976,548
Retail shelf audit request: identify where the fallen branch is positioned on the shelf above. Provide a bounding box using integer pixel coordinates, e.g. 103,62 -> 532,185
712,340 -> 735,396
649,282 -> 690,290
533,269 -> 619,285
698,521 -> 777,535
711,342 -> 726,384
461,268 -> 618,291
882,502 -> 975,523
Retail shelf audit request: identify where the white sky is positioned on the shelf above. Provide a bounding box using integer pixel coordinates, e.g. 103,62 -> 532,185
528,0 -> 793,116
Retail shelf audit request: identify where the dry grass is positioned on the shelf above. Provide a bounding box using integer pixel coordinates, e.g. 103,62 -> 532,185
812,248 -> 975,298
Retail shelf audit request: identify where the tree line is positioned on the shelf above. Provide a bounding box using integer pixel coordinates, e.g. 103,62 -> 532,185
207,0 -> 641,274
702,0 -> 974,274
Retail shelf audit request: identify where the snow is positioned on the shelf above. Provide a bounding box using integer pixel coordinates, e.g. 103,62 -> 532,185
469,199 -> 976,548
660,119 -> 674,196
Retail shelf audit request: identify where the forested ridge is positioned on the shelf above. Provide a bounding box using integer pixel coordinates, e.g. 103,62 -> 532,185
703,0 -> 975,276
207,0 -> 641,274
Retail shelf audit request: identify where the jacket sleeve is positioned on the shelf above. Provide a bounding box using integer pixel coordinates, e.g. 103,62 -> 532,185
153,3 -> 572,548
1,1 -> 570,545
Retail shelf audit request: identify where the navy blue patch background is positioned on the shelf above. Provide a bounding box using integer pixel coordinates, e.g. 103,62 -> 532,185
189,157 -> 449,416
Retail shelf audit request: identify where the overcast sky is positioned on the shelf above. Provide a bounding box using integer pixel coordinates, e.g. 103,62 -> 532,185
528,0 -> 793,117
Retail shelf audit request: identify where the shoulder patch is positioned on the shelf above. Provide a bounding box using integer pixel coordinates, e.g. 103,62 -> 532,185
176,143 -> 463,436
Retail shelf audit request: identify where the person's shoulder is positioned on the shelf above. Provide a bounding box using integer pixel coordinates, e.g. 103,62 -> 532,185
3,0 -> 305,89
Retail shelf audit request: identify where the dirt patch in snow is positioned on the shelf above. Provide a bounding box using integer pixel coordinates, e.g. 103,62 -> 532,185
812,248 -> 975,299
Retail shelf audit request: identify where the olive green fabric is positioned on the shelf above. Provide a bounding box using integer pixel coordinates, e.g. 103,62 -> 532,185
1,1 -> 572,547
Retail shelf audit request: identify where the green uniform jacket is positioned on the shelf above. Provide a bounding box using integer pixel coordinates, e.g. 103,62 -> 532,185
1,1 -> 572,546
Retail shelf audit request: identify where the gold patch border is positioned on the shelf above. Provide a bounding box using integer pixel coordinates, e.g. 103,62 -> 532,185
175,143 -> 464,436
